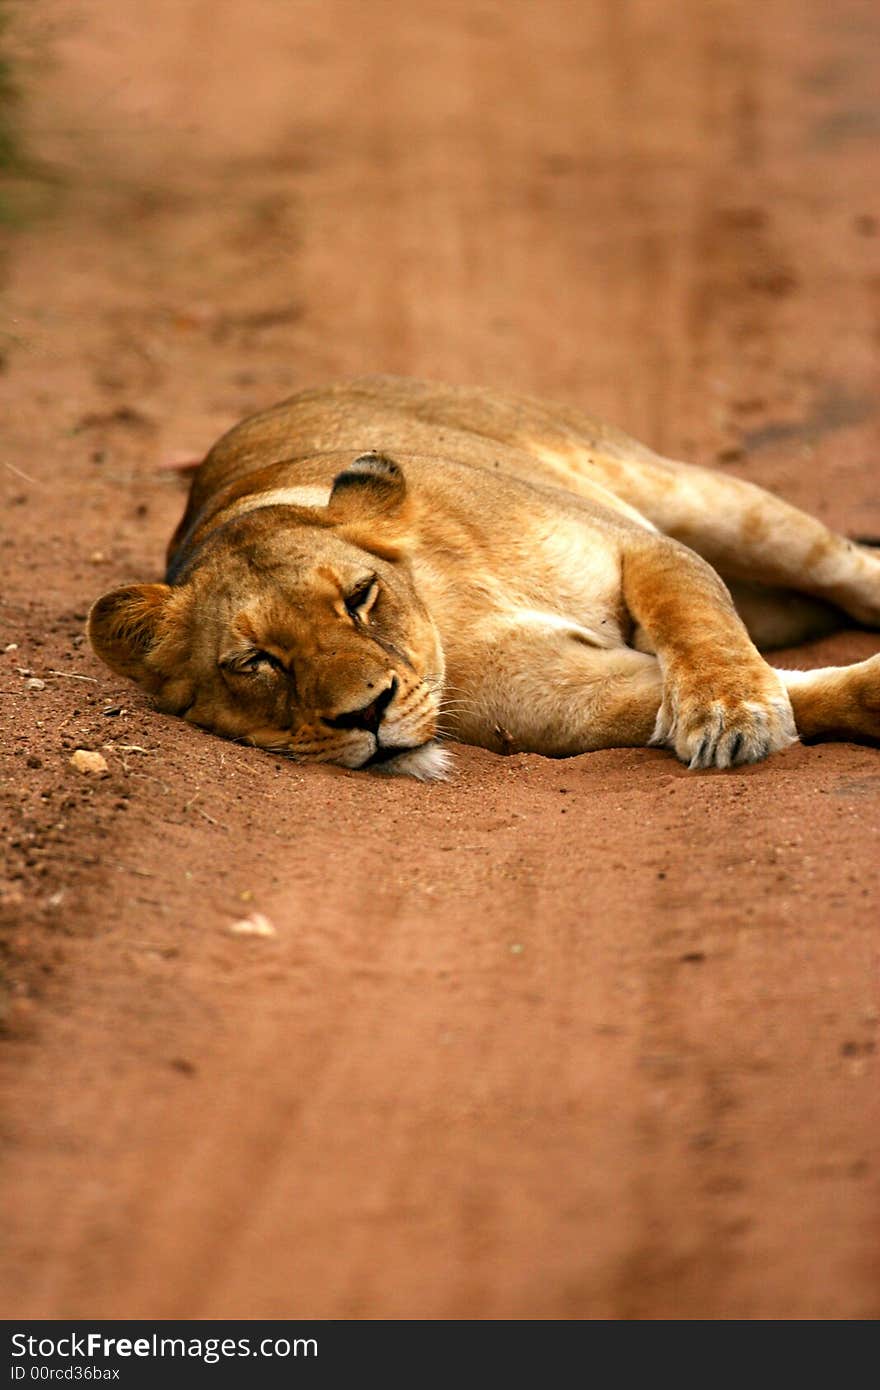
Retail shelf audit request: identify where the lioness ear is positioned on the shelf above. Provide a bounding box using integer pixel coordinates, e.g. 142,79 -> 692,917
88,583 -> 181,690
327,452 -> 407,522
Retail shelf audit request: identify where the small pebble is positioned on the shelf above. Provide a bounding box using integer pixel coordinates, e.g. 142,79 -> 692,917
26,677 -> 46,691
70,749 -> 110,777
169,1057 -> 196,1075
228,912 -> 277,939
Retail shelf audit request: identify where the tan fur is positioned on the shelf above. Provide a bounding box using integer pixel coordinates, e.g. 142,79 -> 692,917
89,376 -> 880,776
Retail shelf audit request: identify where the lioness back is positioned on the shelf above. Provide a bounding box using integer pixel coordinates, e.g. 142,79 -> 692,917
169,374 -> 661,565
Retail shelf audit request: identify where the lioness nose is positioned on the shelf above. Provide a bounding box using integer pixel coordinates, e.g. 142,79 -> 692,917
324,677 -> 398,734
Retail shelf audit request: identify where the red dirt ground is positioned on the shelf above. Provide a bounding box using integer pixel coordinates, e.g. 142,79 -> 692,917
1,0 -> 878,1319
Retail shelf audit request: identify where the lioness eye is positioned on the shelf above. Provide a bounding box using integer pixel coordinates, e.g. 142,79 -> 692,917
224,651 -> 283,675
345,576 -> 377,618
242,653 -> 270,673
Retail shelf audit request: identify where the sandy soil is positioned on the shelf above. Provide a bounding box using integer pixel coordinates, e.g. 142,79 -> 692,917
1,0 -> 878,1320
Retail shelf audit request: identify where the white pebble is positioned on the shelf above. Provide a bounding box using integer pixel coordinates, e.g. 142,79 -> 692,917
228,912 -> 277,939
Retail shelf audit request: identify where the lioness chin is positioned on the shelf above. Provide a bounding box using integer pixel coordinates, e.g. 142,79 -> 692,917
89,376 -> 880,776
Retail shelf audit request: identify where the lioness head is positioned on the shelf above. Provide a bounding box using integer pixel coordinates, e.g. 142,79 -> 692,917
88,453 -> 449,779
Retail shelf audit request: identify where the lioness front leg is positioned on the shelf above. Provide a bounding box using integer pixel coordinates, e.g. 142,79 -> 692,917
447,622 -> 880,764
621,534 -> 797,768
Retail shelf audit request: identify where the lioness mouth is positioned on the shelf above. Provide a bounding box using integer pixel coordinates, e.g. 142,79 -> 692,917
359,739 -> 452,781
363,741 -> 426,768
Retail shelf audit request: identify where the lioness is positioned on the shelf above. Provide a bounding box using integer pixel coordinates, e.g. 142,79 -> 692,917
89,376 -> 880,778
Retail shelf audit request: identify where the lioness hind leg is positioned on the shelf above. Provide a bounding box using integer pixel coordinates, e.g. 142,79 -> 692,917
726,581 -> 842,651
777,656 -> 880,743
587,452 -> 880,629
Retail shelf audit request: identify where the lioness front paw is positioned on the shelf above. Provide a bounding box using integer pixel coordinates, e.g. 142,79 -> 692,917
652,671 -> 798,769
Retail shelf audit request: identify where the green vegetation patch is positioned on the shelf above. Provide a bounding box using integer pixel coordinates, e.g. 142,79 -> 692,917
0,1 -> 56,226
0,0 -> 23,218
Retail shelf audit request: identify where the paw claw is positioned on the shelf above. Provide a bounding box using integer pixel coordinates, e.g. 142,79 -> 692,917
655,677 -> 797,770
